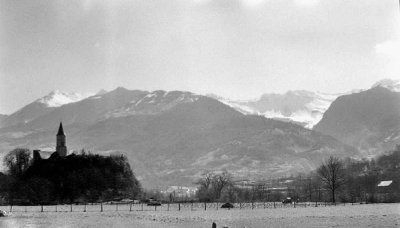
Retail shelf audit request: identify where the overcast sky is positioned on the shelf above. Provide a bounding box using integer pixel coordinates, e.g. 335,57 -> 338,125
1,0 -> 400,114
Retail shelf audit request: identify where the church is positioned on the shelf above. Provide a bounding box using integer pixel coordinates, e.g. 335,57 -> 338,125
33,122 -> 68,161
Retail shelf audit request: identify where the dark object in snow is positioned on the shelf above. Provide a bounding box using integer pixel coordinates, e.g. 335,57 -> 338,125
0,210 -> 8,217
221,202 -> 234,208
282,197 -> 293,204
147,200 -> 162,206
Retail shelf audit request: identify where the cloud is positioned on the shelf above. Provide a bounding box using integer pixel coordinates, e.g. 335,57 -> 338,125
192,0 -> 212,5
376,40 -> 400,56
293,0 -> 320,7
241,0 -> 268,9
376,40 -> 400,77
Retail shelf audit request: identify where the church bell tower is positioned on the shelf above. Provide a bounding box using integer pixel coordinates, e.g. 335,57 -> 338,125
56,122 -> 67,156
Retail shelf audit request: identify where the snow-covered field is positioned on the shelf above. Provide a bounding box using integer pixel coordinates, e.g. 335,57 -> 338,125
0,203 -> 399,228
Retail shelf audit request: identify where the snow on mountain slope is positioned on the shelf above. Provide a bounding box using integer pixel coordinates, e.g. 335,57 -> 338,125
104,90 -> 201,118
0,90 -> 94,128
37,90 -> 93,107
372,79 -> 400,92
215,91 -> 341,129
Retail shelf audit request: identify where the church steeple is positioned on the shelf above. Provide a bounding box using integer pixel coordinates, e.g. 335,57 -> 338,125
57,122 -> 65,136
56,122 -> 67,156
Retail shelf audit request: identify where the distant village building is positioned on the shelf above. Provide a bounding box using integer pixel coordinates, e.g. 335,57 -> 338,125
162,186 -> 198,199
232,178 -> 295,199
376,180 -> 397,202
33,122 -> 68,161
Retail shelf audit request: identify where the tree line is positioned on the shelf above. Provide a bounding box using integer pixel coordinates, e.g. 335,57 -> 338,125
195,146 -> 400,204
0,148 -> 142,205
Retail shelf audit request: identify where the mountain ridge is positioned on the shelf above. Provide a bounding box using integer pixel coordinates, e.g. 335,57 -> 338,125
314,86 -> 400,155
0,88 -> 359,188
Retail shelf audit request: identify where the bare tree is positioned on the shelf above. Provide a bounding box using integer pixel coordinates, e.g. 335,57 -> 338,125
317,156 -> 346,203
196,170 -> 216,201
3,148 -> 31,177
196,170 -> 214,190
212,170 -> 232,200
196,170 -> 233,201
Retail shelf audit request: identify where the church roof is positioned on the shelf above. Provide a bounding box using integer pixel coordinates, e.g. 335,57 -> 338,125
57,122 -> 65,136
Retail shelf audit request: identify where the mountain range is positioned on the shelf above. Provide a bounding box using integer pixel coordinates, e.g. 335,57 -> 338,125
0,79 -> 399,188
214,91 -> 340,129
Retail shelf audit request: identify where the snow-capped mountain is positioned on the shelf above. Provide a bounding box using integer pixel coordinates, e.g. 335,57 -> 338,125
371,79 -> 400,92
215,91 -> 341,129
0,87 -> 206,131
0,87 -> 358,188
0,90 -> 93,128
37,90 -> 93,107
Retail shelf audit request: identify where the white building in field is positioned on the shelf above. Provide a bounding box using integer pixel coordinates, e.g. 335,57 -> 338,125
162,186 -> 198,198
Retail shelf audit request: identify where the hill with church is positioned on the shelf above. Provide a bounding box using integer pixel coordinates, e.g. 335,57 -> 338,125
0,123 -> 141,205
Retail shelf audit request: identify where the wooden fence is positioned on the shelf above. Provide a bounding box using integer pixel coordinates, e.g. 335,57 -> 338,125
0,201 -> 353,213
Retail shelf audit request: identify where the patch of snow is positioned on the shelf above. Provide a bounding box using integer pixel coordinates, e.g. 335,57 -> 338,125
145,93 -> 156,98
38,90 -> 93,107
213,91 -> 343,128
217,99 -> 257,115
371,79 -> 400,92
135,97 -> 146,106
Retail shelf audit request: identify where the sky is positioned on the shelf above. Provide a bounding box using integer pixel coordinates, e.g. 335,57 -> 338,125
1,0 -> 400,114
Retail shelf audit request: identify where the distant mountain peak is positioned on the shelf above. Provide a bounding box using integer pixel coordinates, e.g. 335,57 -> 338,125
213,90 -> 341,129
96,89 -> 107,95
113,87 -> 129,92
371,79 -> 400,92
37,90 -> 92,107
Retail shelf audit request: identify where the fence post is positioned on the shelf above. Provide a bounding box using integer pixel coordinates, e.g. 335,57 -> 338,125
252,202 -> 254,210
168,202 -> 170,211
263,201 -> 266,209
294,202 -> 296,208
25,206 -> 27,213
273,201 -> 276,208
70,204 -> 72,212
41,205 -> 43,212
84,203 -> 86,212
178,203 -> 180,211
191,202 -> 193,211
204,202 -> 207,211
239,202 -> 241,210
56,205 -> 58,212
130,203 -> 132,212
315,200 -> 317,207
101,202 -> 103,212
155,205 -> 157,211
10,205 -> 12,212
216,202 -> 218,210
